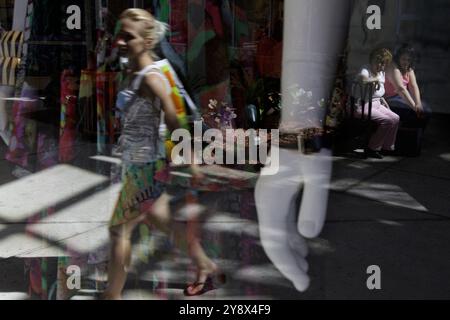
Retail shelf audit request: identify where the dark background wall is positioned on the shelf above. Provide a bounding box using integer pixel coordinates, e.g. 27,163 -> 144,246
347,0 -> 450,114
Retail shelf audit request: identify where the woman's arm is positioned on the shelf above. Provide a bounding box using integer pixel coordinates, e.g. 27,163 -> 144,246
357,69 -> 380,92
408,69 -> 423,115
358,68 -> 379,83
389,68 -> 416,109
143,73 -> 180,132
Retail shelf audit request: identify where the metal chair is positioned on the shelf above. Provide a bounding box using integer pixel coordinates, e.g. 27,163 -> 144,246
336,80 -> 377,154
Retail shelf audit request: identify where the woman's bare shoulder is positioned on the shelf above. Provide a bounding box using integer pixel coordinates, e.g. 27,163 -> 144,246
141,72 -> 169,99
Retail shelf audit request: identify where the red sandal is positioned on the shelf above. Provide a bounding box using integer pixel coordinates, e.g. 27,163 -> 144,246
183,273 -> 227,296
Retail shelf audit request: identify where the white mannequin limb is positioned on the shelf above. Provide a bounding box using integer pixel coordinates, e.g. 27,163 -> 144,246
255,146 -> 310,291
254,0 -> 351,291
297,148 -> 333,238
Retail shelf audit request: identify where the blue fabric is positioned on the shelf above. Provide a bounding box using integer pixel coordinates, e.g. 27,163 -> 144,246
386,95 -> 432,129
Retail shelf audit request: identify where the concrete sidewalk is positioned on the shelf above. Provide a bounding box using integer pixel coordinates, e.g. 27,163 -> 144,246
0,114 -> 449,300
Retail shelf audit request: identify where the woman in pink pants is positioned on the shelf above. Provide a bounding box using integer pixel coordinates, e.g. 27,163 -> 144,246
358,48 -> 400,159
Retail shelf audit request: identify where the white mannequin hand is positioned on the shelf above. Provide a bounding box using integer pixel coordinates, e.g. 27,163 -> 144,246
254,0 -> 350,292
297,148 -> 333,238
255,146 -> 311,291
255,145 -> 332,291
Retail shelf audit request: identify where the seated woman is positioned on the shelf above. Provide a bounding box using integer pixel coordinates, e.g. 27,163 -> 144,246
385,45 -> 432,129
357,48 -> 400,159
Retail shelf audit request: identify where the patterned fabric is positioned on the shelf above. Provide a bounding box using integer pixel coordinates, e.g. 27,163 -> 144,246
77,70 -> 96,137
109,160 -> 168,227
0,30 -> 24,86
0,30 -> 24,58
0,57 -> 20,86
120,94 -> 164,164
5,87 -> 38,169
156,59 -> 191,128
59,69 -> 80,163
154,59 -> 196,157
96,71 -> 119,154
117,65 -> 167,165
325,48 -> 348,130
13,0 -> 33,97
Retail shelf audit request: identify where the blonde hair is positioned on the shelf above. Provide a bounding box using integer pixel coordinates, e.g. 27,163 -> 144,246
370,48 -> 393,65
120,8 -> 168,51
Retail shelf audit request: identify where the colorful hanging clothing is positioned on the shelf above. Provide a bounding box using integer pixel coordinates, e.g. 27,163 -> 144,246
96,71 -> 119,154
77,69 -> 97,139
0,31 -> 24,86
325,48 -> 349,130
5,87 -> 38,170
13,0 -> 33,98
59,69 -> 80,163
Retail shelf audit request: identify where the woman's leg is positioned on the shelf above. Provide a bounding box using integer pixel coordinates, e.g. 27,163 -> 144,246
102,215 -> 144,300
366,101 -> 397,151
102,164 -> 149,299
146,191 -> 219,295
378,107 -> 400,151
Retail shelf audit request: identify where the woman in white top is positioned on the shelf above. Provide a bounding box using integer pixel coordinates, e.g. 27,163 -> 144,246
358,48 -> 400,159
102,9 -> 223,299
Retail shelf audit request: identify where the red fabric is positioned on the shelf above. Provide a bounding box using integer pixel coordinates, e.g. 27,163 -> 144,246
256,37 -> 282,78
96,71 -> 119,152
6,98 -> 38,169
205,0 -> 224,38
59,69 -> 80,163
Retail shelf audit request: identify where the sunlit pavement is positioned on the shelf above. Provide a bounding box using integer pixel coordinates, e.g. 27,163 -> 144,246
0,115 -> 449,300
